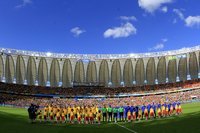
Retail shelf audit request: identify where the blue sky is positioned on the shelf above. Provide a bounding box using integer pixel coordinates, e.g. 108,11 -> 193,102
0,0 -> 200,54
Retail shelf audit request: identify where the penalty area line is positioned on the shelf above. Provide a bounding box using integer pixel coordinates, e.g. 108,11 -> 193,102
115,123 -> 138,133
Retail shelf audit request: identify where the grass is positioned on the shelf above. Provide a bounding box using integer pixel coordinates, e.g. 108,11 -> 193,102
0,102 -> 200,133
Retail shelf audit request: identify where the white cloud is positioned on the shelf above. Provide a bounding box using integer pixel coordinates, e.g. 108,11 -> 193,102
173,9 -> 185,20
119,16 -> 137,21
138,0 -> 173,13
162,38 -> 168,42
149,38 -> 167,51
103,22 -> 137,38
173,9 -> 200,28
149,43 -> 164,51
161,6 -> 168,13
185,16 -> 200,27
70,27 -> 85,37
15,0 -> 32,8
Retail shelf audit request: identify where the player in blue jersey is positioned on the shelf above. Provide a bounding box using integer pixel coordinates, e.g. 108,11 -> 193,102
141,104 -> 146,119
130,105 -> 134,114
173,101 -> 176,114
124,105 -> 129,121
157,102 -> 161,109
135,106 -> 139,119
168,103 -> 171,115
147,104 -> 151,118
152,103 -> 156,118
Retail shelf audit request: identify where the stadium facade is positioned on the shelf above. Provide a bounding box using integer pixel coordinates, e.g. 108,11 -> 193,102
0,46 -> 200,87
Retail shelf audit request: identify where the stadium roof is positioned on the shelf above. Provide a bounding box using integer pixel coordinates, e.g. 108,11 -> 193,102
1,45 -> 200,60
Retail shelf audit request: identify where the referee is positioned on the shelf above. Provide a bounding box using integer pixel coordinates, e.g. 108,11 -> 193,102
107,105 -> 113,122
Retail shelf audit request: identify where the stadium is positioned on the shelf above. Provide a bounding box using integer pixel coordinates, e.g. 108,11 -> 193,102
1,46 -> 200,133
1,1 -> 200,133
1,46 -> 200,87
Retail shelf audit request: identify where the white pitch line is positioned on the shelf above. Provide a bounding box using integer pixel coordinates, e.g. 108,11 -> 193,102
115,123 -> 138,133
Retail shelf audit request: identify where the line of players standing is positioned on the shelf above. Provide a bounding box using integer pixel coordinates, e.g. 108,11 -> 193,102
101,102 -> 182,122
37,102 -> 182,124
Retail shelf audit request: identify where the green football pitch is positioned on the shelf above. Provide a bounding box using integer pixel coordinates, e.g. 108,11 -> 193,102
0,102 -> 200,133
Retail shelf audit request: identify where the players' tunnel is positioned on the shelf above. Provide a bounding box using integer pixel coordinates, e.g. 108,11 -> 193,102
123,59 -> 133,87
5,55 -> 15,83
50,58 -> 60,87
146,57 -> 156,85
16,55 -> 26,84
62,59 -> 73,87
157,56 -> 166,84
38,57 -> 48,86
135,58 -> 145,86
99,60 -> 109,86
111,59 -> 121,87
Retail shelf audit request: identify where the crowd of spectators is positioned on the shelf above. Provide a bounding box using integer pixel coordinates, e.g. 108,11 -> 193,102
1,88 -> 200,108
0,79 -> 200,96
0,79 -> 200,108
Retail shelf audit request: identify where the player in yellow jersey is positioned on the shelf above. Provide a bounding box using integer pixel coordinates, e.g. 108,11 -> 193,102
175,104 -> 178,115
56,109 -> 60,123
57,106 -> 61,114
97,110 -> 101,125
45,105 -> 49,119
85,109 -> 89,124
165,106 -> 169,117
61,110 -> 65,123
39,110 -> 42,123
127,109 -> 131,122
162,104 -> 165,117
144,107 -> 148,120
170,104 -> 173,116
77,106 -> 80,114
63,107 -> 67,122
92,106 -> 97,122
44,109 -> 47,122
48,105 -> 52,118
150,107 -> 154,119
48,105 -> 52,121
157,107 -> 161,118
48,105 -> 52,112
89,109 -> 94,124
132,111 -> 136,121
77,111 -> 81,124
44,106 -> 48,114
70,109 -> 74,124
81,108 -> 85,124
73,106 -> 78,120
67,106 -> 71,121
96,106 -> 99,114
50,109 -> 54,123
138,108 -> 141,121
53,106 -> 57,118
178,104 -> 182,114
